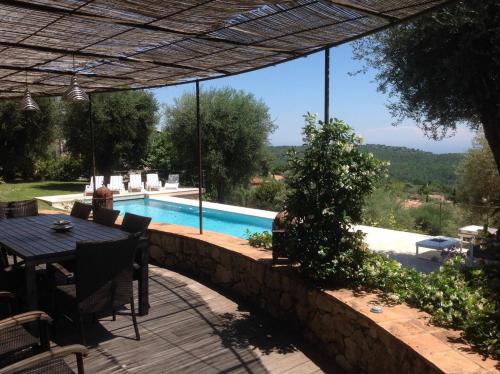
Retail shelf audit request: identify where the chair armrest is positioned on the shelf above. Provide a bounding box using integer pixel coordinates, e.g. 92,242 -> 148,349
0,311 -> 52,330
0,345 -> 88,374
0,291 -> 14,300
48,262 -> 73,279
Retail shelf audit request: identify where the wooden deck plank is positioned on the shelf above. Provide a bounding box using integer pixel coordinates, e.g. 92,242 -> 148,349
52,266 -> 341,373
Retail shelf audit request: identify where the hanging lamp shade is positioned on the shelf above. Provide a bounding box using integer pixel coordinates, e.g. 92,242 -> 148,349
62,75 -> 89,102
19,88 -> 40,111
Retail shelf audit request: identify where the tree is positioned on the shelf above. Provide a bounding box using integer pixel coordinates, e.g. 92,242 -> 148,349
144,129 -> 175,179
166,87 -> 275,202
456,132 -> 500,226
62,91 -> 159,178
283,114 -> 386,280
0,98 -> 58,180
353,1 -> 500,173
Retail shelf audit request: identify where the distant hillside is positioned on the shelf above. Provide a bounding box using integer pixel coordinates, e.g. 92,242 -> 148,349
268,144 -> 464,187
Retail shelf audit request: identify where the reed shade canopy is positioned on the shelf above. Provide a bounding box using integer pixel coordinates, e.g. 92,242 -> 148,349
0,0 -> 456,99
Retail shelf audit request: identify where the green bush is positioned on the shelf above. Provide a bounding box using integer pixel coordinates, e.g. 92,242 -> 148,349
34,154 -> 84,181
246,230 -> 272,249
321,246 -> 500,358
283,114 -> 386,280
251,181 -> 286,211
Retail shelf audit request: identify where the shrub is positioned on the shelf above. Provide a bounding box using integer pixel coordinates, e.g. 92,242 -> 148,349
246,230 -> 272,249
251,181 -> 286,211
283,114 -> 386,280
34,154 -> 84,181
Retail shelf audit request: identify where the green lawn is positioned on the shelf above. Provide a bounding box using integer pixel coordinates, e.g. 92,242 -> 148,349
0,181 -> 86,210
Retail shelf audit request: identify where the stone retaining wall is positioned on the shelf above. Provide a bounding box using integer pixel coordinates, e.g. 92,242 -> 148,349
147,223 -> 497,373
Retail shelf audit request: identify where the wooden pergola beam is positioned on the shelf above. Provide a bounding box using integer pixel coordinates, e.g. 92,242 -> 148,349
326,0 -> 400,22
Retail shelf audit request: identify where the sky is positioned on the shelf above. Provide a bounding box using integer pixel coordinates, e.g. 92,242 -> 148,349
151,43 -> 474,154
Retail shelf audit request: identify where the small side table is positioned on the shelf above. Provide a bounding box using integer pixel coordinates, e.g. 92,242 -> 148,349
415,237 -> 460,256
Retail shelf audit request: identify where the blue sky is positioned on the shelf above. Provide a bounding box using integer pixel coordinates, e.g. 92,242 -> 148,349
152,44 -> 474,154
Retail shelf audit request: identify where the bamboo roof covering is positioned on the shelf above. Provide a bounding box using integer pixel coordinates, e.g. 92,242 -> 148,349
0,0 -> 456,98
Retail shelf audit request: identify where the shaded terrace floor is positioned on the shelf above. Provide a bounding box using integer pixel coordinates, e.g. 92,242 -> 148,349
53,266 -> 341,373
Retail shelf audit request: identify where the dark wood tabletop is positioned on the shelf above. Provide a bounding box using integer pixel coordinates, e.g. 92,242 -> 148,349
0,213 -> 129,262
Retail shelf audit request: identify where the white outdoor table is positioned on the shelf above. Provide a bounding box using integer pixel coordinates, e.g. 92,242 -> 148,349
415,237 -> 460,256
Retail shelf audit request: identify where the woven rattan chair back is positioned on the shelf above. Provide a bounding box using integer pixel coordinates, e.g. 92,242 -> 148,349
0,202 -> 8,220
121,213 -> 152,235
74,235 -> 139,314
70,201 -> 93,220
93,207 -> 120,227
7,199 -> 38,218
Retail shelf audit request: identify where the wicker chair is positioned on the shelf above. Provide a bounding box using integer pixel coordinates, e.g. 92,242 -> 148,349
54,235 -> 141,346
0,203 -> 7,220
120,213 -> 152,316
0,303 -> 51,369
92,207 -> 119,227
7,200 -> 38,219
70,202 -> 93,221
0,345 -> 87,374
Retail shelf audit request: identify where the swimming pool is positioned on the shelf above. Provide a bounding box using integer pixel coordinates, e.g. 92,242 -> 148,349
113,198 -> 273,239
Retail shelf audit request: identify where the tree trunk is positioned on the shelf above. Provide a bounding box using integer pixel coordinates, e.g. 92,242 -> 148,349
481,103 -> 500,175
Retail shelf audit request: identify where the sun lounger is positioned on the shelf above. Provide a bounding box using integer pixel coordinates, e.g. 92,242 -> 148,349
84,176 -> 103,195
163,174 -> 179,190
107,175 -> 125,194
128,173 -> 144,192
146,173 -> 162,191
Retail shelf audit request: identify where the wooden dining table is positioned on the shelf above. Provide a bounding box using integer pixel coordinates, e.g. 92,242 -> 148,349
0,214 -> 129,311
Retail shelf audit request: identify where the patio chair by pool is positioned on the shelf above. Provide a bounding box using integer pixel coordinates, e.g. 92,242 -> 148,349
145,174 -> 162,191
70,202 -> 93,220
107,175 -> 125,194
84,176 -> 103,196
93,207 -> 120,227
7,200 -> 38,219
163,174 -> 179,190
121,213 -> 152,315
53,235 -> 141,345
128,174 -> 144,192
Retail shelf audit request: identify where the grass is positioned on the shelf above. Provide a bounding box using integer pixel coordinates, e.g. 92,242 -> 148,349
0,181 -> 86,210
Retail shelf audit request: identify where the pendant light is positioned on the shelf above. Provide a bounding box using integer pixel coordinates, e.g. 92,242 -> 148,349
19,71 -> 39,111
62,54 -> 89,102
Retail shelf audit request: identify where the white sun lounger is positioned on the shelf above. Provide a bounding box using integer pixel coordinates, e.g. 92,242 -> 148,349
163,174 -> 179,190
107,175 -> 125,194
84,176 -> 104,195
146,173 -> 162,191
128,173 -> 144,192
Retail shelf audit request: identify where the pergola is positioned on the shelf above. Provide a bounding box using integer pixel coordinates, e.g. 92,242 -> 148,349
0,0 -> 457,232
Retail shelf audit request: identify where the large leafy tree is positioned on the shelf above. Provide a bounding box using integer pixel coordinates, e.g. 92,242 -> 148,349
62,91 -> 159,178
0,98 -> 58,180
353,1 -> 500,173
166,87 -> 275,202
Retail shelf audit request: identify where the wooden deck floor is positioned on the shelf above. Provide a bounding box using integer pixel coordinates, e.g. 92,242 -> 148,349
54,266 -> 342,373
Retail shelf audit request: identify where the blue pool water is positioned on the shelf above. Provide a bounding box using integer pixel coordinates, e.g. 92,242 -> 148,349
113,199 -> 273,239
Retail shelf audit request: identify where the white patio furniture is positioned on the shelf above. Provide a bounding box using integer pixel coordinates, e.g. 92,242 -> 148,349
128,173 -> 144,192
415,236 -> 461,256
163,174 -> 180,190
84,176 -> 104,195
146,173 -> 162,191
107,175 -> 125,194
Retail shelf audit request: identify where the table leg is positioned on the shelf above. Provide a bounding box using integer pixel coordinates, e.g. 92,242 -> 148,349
138,239 -> 149,316
25,260 -> 38,311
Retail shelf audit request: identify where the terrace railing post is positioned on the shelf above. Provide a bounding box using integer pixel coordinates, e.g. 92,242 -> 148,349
196,80 -> 203,234
324,47 -> 330,124
89,93 -> 97,198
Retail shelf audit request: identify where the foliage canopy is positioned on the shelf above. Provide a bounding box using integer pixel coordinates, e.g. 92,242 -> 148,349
62,91 -> 159,178
0,98 -> 58,180
166,87 -> 275,202
353,1 -> 500,173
